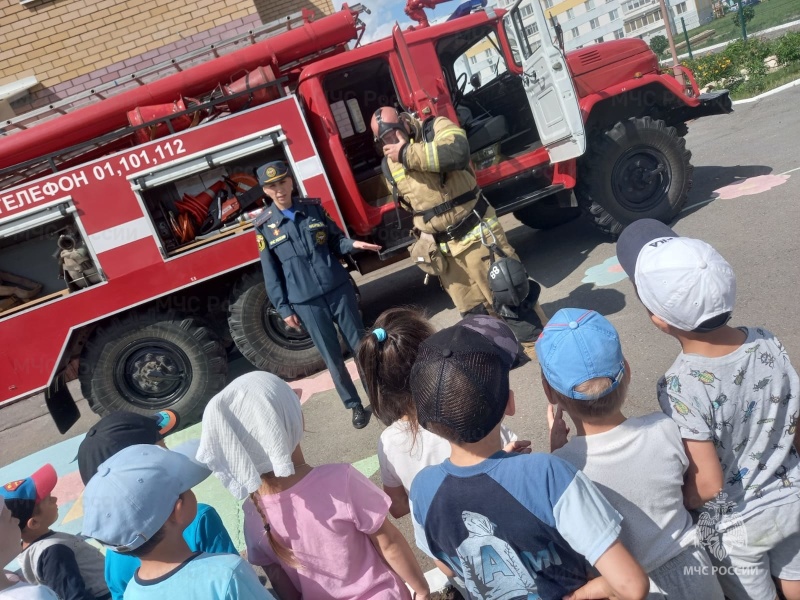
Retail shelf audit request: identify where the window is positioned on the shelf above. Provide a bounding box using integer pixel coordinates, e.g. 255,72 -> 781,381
590,17 -> 600,28
524,24 -> 538,35
520,3 -> 534,15
585,0 -> 595,9
544,0 -> 554,8
609,8 -> 619,19
614,28 -> 624,38
676,1 -> 687,12
595,36 -> 604,43
571,26 -> 580,38
469,55 -> 478,64
566,7 -> 574,18
625,21 -> 634,32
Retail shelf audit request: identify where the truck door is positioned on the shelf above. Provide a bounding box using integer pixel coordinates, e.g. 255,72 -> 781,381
505,0 -> 585,163
391,24 -> 437,117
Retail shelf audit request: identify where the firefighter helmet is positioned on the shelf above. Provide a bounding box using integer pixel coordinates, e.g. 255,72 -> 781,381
488,256 -> 530,308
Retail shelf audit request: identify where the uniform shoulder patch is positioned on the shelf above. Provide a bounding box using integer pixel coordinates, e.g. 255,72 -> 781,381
297,197 -> 322,206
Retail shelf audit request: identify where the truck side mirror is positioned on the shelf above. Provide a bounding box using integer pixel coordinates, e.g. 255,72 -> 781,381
470,73 -> 481,89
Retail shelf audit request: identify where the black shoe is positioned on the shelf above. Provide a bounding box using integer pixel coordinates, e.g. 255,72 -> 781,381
352,404 -> 370,429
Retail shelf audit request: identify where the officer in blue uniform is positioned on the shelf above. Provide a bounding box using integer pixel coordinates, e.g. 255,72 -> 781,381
255,161 -> 381,428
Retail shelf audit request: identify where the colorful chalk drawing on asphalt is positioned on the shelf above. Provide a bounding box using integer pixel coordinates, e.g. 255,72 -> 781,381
581,256 -> 628,287
713,174 -> 790,200
0,361 -> 377,568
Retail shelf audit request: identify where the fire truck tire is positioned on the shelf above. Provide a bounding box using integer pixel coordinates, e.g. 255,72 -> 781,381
513,191 -> 581,230
576,116 -> 692,236
227,272 -> 327,379
78,312 -> 228,423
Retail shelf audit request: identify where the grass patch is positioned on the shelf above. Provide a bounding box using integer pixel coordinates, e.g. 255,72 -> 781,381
729,61 -> 800,98
682,0 -> 800,52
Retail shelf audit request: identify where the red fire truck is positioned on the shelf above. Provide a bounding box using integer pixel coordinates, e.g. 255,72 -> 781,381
0,1 -> 731,431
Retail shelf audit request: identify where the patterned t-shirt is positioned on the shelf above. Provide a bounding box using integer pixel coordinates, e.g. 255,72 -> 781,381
658,327 -> 800,528
410,451 -> 622,600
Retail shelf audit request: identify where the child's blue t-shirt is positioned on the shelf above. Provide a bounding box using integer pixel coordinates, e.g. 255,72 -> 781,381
105,503 -> 237,600
410,451 -> 622,600
122,552 -> 274,600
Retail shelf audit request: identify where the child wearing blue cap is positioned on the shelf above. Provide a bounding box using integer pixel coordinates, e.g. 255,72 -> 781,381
537,308 -> 723,599
77,410 -> 236,600
0,465 -> 109,600
81,445 -> 274,600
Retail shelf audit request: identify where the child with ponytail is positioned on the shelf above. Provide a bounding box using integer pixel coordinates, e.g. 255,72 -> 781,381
197,372 -> 430,600
357,308 -> 530,521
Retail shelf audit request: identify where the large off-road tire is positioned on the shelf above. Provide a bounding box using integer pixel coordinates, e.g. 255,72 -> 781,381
79,311 -> 228,423
513,191 -> 581,230
227,271 -> 326,379
576,116 -> 692,236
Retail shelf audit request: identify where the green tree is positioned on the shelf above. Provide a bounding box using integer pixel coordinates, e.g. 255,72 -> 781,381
732,4 -> 755,28
650,34 -> 669,58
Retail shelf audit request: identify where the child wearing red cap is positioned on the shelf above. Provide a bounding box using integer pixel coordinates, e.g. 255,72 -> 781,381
0,499 -> 57,599
0,465 -> 109,600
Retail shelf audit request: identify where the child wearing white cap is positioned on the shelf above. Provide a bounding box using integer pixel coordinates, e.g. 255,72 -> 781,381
617,219 -> 800,600
81,445 -> 274,600
538,308 -> 723,599
196,371 -> 431,600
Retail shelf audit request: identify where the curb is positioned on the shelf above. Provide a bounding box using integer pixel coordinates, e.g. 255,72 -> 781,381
732,77 -> 800,104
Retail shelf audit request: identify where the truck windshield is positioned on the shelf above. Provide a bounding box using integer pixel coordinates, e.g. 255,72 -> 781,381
503,2 -> 547,65
453,31 -> 509,91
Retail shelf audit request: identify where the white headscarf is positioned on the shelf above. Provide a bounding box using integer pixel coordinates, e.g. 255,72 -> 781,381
196,372 -> 304,500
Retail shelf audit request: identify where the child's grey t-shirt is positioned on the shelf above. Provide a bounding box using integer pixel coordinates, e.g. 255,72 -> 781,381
658,327 -> 800,529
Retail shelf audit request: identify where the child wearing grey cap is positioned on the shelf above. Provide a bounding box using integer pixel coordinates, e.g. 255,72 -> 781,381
81,445 -> 273,600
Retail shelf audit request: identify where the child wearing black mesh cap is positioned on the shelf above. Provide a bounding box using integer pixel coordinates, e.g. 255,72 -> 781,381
408,319 -> 649,600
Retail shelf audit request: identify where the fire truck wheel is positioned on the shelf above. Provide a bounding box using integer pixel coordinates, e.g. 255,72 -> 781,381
227,272 -> 327,379
513,191 -> 581,230
78,312 -> 228,423
576,116 -> 692,236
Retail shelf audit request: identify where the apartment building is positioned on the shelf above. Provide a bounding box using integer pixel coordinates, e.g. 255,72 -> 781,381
493,0 -> 713,50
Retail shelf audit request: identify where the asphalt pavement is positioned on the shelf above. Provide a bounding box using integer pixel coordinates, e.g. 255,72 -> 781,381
1,85 -> 799,579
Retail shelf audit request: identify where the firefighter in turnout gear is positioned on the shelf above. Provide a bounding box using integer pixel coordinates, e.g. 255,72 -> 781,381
254,161 -> 381,429
371,107 -> 546,350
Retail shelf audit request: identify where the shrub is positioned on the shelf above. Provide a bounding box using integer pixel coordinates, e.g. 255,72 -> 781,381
684,54 -> 737,87
650,35 -> 669,58
773,31 -> 800,65
732,4 -> 755,28
683,32 -> 799,93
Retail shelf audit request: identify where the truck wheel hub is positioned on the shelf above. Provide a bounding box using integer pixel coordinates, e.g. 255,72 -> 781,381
263,305 -> 314,350
612,146 -> 671,211
115,341 -> 192,407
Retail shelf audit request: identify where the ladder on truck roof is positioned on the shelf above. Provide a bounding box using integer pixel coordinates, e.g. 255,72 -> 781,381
0,5 -> 368,189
